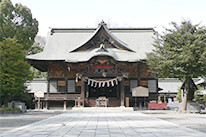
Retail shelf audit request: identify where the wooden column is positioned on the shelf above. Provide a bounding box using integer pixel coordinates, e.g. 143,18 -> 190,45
120,79 -> 125,106
45,101 -> 48,109
63,100 -> 67,110
37,97 -> 40,109
81,78 -> 85,99
46,79 -> 50,110
137,63 -> 141,86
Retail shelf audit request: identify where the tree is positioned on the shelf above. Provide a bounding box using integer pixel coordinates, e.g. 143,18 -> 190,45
146,20 -> 206,111
0,38 -> 32,106
28,40 -> 44,55
28,36 -> 47,78
0,0 -> 38,50
0,0 -> 38,106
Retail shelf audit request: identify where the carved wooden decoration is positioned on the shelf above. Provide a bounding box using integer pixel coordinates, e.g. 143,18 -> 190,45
140,63 -> 155,78
49,63 -> 66,78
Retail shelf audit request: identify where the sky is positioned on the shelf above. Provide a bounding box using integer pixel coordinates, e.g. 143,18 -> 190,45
11,0 -> 206,37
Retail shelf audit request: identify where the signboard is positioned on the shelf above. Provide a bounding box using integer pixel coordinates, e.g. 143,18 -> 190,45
34,91 -> 44,98
58,80 -> 66,86
132,86 -> 149,97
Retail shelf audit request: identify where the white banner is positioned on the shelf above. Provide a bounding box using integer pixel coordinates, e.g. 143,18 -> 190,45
87,77 -> 121,88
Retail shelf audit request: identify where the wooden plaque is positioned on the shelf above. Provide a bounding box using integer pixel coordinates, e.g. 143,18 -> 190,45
132,86 -> 149,97
34,91 -> 44,98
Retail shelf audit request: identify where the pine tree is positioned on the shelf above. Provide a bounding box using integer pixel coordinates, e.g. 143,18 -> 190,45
0,38 -> 32,106
0,0 -> 38,106
146,20 -> 206,111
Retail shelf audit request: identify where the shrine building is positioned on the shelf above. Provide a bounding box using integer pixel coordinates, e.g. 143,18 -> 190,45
27,21 -> 158,109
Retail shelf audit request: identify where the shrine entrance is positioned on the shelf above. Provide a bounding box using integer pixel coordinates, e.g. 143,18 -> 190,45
88,84 -> 119,98
84,77 -> 122,107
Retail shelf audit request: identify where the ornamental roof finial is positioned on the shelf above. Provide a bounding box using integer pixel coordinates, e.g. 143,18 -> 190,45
98,20 -> 107,26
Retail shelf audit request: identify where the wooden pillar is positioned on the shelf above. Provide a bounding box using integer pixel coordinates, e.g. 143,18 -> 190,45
81,78 -> 85,99
63,100 -> 67,110
120,79 -> 125,106
46,79 -> 50,110
77,97 -> 81,107
126,97 -> 129,107
47,80 -> 49,93
45,101 -> 48,109
38,97 -> 40,110
47,65 -> 50,95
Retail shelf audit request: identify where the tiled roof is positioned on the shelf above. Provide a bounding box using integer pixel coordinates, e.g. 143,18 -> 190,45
27,21 -> 154,62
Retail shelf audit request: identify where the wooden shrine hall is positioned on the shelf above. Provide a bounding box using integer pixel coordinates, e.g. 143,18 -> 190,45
27,21 -> 158,109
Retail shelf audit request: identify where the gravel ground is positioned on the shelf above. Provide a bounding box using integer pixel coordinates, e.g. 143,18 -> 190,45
141,110 -> 206,133
0,110 -> 64,132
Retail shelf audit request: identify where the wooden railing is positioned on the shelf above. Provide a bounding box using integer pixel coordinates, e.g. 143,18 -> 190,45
44,93 -> 81,101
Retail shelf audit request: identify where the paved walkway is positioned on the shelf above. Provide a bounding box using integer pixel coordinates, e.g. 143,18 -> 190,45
1,110 -> 206,137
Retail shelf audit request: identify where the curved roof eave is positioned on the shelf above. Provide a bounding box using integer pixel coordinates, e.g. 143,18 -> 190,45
65,50 -> 140,63
65,58 -> 140,63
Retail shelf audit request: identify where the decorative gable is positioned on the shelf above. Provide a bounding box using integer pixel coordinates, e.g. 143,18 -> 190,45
71,21 -> 134,52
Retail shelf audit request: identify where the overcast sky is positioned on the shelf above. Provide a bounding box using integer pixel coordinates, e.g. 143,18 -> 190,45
11,0 -> 206,37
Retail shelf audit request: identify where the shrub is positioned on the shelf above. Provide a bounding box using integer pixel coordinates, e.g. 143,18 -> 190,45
0,107 -> 21,112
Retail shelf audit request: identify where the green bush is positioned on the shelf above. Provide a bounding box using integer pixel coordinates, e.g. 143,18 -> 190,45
0,107 -> 21,112
203,95 -> 206,104
176,88 -> 182,102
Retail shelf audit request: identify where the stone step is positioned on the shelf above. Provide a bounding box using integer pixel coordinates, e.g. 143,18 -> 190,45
72,107 -> 134,112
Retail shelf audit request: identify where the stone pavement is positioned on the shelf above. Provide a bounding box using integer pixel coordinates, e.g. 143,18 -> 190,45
1,110 -> 206,137
0,110 -> 63,132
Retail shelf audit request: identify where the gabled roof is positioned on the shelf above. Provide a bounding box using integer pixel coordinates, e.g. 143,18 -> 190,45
70,21 -> 134,52
27,21 -> 155,63
195,77 -> 206,86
